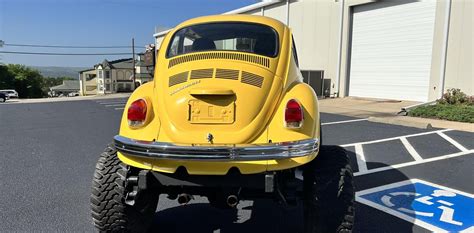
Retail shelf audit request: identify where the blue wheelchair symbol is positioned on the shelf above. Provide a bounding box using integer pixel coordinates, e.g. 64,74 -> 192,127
356,179 -> 474,232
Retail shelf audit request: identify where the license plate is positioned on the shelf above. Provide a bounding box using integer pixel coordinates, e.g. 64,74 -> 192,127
188,99 -> 235,124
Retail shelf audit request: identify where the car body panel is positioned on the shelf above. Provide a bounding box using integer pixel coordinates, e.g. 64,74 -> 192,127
116,15 -> 320,175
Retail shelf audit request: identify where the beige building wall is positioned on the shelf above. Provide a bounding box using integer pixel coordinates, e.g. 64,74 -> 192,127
262,2 -> 287,23
288,0 -> 340,94
444,0 -> 473,95
154,0 -> 472,100
79,70 -> 98,96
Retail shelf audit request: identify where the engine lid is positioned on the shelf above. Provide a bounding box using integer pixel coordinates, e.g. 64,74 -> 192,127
155,55 -> 283,144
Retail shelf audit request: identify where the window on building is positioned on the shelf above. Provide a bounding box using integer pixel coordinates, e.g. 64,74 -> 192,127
86,74 -> 97,81
105,84 -> 110,91
105,70 -> 110,79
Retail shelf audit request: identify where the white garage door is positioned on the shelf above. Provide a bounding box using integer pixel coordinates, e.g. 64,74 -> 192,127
349,0 -> 437,101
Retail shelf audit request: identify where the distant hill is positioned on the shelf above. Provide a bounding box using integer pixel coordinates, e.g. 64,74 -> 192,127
29,66 -> 89,79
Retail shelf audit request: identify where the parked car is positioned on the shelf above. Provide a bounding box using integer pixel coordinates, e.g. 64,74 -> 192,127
90,15 -> 354,233
0,92 -> 9,102
67,92 -> 79,97
0,90 -> 19,98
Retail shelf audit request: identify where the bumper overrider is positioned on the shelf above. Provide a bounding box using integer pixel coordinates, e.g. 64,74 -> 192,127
114,135 -> 319,161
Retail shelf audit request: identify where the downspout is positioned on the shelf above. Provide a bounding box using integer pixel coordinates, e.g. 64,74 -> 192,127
335,0 -> 345,97
438,0 -> 452,99
286,0 -> 290,25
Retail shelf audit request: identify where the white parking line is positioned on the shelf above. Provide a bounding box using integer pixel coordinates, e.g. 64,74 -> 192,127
355,144 -> 368,172
400,137 -> 424,161
354,149 -> 474,177
341,129 -> 453,147
322,118 -> 368,126
105,104 -> 125,107
115,107 -> 124,110
99,102 -> 126,105
437,132 -> 469,152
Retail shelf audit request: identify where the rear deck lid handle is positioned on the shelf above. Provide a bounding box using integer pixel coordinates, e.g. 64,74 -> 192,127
189,88 -> 235,96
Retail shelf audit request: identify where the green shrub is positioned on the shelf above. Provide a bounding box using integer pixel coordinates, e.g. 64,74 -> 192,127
409,104 -> 474,123
438,88 -> 471,105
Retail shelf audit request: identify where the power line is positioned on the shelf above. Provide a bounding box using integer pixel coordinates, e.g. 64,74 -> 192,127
3,43 -> 145,49
0,51 -> 132,56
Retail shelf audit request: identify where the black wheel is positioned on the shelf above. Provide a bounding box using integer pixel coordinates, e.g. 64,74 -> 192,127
302,145 -> 355,233
0,97 -> 5,102
90,145 -> 159,233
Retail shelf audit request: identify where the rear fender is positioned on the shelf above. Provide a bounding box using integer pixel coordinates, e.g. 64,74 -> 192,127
119,82 -> 161,141
265,82 -> 320,171
267,82 -> 320,143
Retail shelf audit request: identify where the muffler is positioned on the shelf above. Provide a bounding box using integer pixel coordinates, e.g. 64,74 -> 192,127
226,195 -> 239,208
177,194 -> 192,205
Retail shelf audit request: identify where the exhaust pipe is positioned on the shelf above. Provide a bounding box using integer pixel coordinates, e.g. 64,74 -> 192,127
226,195 -> 239,208
177,194 -> 192,205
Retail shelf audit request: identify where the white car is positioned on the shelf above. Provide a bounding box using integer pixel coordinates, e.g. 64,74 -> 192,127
0,90 -> 19,98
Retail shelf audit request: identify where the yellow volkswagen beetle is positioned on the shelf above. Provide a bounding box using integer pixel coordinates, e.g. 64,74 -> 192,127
91,15 -> 354,233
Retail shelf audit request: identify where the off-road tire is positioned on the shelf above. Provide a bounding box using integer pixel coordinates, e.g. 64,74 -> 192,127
303,145 -> 355,233
90,145 -> 159,232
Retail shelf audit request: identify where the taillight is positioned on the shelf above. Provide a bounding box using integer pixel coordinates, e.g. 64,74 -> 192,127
128,99 -> 147,127
285,99 -> 303,128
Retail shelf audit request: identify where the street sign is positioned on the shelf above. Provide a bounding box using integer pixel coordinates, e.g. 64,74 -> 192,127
356,179 -> 474,233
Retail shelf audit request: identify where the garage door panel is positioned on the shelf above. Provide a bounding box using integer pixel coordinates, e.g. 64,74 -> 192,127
349,0 -> 436,101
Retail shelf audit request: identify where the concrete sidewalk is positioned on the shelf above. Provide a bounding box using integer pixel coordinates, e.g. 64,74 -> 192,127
3,93 -> 131,104
319,97 -> 473,132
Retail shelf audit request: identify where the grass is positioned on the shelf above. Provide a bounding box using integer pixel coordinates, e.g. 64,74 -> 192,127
409,103 -> 474,123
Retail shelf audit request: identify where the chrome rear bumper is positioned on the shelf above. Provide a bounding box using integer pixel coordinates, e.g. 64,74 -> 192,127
114,135 -> 318,161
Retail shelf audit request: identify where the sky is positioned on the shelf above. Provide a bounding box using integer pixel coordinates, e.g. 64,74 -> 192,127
0,0 -> 258,67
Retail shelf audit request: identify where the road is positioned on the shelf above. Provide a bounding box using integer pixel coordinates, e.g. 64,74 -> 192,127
1,99 -> 472,232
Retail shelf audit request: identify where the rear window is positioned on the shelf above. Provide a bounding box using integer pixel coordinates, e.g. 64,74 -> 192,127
166,22 -> 279,58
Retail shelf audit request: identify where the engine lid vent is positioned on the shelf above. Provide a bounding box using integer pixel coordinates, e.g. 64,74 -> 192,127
215,69 -> 239,80
190,69 -> 214,79
168,52 -> 270,68
169,71 -> 189,87
241,71 -> 264,88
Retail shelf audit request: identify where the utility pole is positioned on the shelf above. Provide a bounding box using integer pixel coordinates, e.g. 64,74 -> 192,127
0,40 -> 4,64
132,38 -> 136,89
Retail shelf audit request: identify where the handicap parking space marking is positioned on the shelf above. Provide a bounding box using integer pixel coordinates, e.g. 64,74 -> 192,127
437,131 -> 469,152
340,129 -> 453,148
354,144 -> 368,172
353,150 -> 473,176
338,128 -> 474,177
356,179 -> 474,232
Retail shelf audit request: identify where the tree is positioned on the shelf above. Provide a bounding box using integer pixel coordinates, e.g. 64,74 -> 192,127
0,65 -> 15,89
6,64 -> 44,98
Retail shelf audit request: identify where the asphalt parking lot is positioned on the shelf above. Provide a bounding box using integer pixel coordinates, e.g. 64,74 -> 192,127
1,98 -> 472,232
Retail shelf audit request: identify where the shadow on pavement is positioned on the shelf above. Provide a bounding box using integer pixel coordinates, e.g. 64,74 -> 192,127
351,157 -> 418,232
149,158 -> 418,233
150,199 -> 302,233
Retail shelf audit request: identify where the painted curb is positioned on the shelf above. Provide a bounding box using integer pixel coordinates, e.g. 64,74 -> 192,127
368,117 -> 433,129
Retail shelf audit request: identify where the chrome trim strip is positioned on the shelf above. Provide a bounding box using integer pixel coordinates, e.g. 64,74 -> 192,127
114,135 -> 319,161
